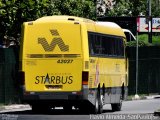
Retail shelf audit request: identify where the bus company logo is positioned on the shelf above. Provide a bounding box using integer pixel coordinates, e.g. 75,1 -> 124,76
38,29 -> 69,52
35,73 -> 73,84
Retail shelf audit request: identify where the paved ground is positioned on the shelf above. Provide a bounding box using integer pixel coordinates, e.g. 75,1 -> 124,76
0,95 -> 160,113
0,95 -> 160,120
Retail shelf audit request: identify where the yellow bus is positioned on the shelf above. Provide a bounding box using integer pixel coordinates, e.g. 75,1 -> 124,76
19,16 -> 128,114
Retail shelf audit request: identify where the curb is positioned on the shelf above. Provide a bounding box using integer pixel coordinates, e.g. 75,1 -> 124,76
130,95 -> 160,101
0,104 -> 31,113
0,106 -> 5,111
154,110 -> 160,116
144,95 -> 160,99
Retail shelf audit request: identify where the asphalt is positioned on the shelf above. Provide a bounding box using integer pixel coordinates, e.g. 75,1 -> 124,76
0,95 -> 160,115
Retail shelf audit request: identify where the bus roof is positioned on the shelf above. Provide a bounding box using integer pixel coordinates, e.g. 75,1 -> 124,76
95,22 -> 126,38
31,16 -> 125,38
35,15 -> 94,23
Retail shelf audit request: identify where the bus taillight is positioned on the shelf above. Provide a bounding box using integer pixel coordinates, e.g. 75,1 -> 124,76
19,71 -> 25,85
82,71 -> 88,85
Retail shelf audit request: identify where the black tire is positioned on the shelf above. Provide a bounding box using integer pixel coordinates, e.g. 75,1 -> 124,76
79,104 -> 90,114
32,104 -> 39,113
111,95 -> 122,111
63,105 -> 72,112
32,104 -> 50,113
93,90 -> 103,114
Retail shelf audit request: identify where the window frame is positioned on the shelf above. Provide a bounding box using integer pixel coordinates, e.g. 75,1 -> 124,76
88,31 -> 125,58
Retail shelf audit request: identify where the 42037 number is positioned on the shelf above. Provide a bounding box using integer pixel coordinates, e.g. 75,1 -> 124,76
57,59 -> 73,64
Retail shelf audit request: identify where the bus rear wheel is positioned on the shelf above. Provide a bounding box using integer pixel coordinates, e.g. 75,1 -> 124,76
32,104 -> 50,113
32,104 -> 39,113
63,105 -> 72,112
93,90 -> 103,114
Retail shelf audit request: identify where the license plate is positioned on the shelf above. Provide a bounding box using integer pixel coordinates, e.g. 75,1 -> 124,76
45,85 -> 63,90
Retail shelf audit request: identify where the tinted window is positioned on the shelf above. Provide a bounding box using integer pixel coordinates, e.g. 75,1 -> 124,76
88,32 -> 124,57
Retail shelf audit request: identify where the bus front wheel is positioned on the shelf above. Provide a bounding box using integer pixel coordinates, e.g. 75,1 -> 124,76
111,95 -> 122,111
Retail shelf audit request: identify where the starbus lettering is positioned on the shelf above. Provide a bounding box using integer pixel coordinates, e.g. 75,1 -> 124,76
35,73 -> 73,84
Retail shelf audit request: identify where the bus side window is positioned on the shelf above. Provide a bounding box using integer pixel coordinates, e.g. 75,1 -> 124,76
88,32 -> 96,56
119,38 -> 125,57
88,32 -> 125,58
125,46 -> 130,58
